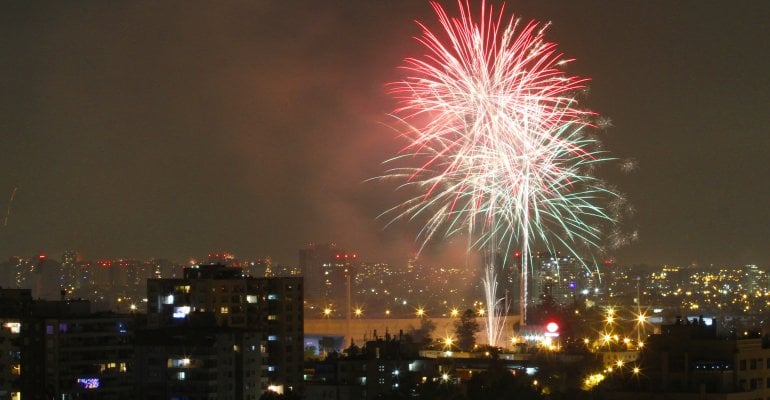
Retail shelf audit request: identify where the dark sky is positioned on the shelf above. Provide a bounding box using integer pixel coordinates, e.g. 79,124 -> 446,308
1,1 -> 768,268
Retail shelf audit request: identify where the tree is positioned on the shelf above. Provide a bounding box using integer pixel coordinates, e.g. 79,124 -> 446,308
454,309 -> 480,351
408,318 -> 436,345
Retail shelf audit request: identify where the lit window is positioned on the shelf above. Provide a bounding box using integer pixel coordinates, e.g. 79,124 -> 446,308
163,294 -> 174,305
3,322 -> 20,334
173,306 -> 191,319
175,285 -> 190,293
268,335 -> 278,341
246,295 -> 258,304
76,378 -> 100,389
168,358 -> 191,368
220,306 -> 229,314
176,371 -> 186,380
268,315 -> 277,320
267,294 -> 278,300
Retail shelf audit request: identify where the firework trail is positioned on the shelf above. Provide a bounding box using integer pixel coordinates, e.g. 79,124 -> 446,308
4,186 -> 16,227
381,0 -> 618,335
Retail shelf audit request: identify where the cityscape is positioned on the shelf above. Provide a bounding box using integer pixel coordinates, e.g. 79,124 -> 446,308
1,1 -> 768,400
0,248 -> 768,399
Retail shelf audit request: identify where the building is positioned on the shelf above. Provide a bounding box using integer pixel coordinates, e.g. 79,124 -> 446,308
0,289 -> 31,400
134,327 -> 265,400
299,243 -> 357,307
605,317 -> 770,399
531,253 -> 589,307
0,290 -> 137,400
33,309 -> 136,399
306,336 -> 438,400
146,264 -> 304,393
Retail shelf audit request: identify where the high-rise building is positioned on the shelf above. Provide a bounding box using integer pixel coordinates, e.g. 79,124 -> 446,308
0,289 -> 31,400
134,327 -> 265,400
0,290 -> 136,400
742,264 -> 767,293
31,308 -> 136,399
299,243 -> 357,307
60,250 -> 79,295
530,253 -> 593,307
146,264 -> 304,393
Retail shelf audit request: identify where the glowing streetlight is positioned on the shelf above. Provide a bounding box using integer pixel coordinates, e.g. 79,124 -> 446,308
416,307 -> 425,318
477,308 -> 486,317
450,308 -> 459,318
354,307 -> 363,318
323,308 -> 332,318
632,366 -> 640,375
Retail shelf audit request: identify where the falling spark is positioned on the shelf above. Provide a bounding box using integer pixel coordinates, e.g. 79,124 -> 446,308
379,0 -> 621,333
620,158 -> 638,173
4,186 -> 17,227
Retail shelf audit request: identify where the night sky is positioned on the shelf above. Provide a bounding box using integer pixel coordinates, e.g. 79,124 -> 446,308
1,1 -> 768,268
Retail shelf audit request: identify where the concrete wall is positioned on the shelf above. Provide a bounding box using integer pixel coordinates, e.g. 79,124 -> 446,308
305,316 -> 521,348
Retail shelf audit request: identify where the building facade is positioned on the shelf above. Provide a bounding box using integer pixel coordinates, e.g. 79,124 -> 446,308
146,264 -> 304,394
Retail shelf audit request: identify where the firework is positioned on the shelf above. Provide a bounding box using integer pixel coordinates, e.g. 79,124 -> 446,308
381,0 -> 618,335
4,186 -> 17,227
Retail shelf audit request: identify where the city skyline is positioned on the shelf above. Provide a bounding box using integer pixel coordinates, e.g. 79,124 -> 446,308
1,1 -> 768,267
